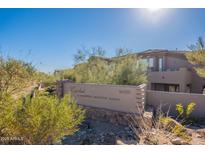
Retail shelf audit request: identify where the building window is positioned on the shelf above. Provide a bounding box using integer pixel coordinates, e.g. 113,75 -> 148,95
168,85 -> 179,92
203,85 -> 205,93
186,84 -> 191,93
151,83 -> 179,92
148,58 -> 154,68
139,59 -> 148,67
158,58 -> 163,71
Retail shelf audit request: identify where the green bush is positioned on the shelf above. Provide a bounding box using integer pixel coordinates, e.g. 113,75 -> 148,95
0,93 -> 85,144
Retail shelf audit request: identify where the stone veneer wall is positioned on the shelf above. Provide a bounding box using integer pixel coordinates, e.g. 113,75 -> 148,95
80,105 -> 153,128
80,105 -> 137,126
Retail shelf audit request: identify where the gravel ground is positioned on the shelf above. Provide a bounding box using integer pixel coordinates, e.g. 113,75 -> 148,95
62,118 -> 138,145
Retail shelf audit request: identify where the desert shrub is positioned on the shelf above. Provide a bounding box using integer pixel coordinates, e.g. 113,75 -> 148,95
159,103 -> 194,141
54,69 -> 76,81
72,54 -> 147,85
131,103 -> 193,145
0,93 -> 85,144
0,96 -> 18,141
171,124 -> 191,141
186,102 -> 196,117
159,116 -> 191,141
159,116 -> 182,132
176,104 -> 184,117
49,47 -> 147,86
176,102 -> 196,120
0,57 -> 36,99
186,37 -> 205,78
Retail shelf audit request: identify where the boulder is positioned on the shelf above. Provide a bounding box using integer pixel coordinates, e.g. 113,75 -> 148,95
171,137 -> 189,145
195,134 -> 202,138
137,109 -> 154,130
116,139 -> 126,145
196,129 -> 205,138
171,137 -> 183,145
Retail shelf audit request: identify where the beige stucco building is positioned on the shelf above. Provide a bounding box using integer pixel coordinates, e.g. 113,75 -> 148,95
139,49 -> 205,94
84,49 -> 205,94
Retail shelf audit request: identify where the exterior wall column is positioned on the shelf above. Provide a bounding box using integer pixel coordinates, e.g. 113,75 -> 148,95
163,55 -> 166,71
180,83 -> 186,93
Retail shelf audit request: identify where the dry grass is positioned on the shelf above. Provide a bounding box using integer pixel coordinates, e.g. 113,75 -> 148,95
128,104 -> 192,145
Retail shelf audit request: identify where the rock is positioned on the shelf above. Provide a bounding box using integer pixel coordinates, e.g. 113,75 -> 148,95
151,131 -> 156,135
102,133 -> 116,145
108,132 -> 115,136
124,140 -> 137,145
80,131 -> 86,135
62,118 -> 138,145
125,127 -> 130,131
116,139 -> 137,145
171,137 -> 189,145
140,110 -> 153,130
116,139 -> 126,145
186,129 -> 193,136
81,138 -> 91,145
196,134 -> 202,138
87,129 -> 93,133
181,141 -> 189,145
196,129 -> 205,138
171,137 -> 183,145
55,140 -> 62,145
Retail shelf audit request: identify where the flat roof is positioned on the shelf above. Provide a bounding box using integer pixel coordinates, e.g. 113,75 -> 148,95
91,49 -> 189,61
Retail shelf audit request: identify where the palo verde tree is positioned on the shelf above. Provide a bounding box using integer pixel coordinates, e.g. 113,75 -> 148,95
0,56 -> 36,99
111,54 -> 147,85
115,48 -> 133,57
74,46 -> 106,64
72,48 -> 147,85
186,37 -> 205,78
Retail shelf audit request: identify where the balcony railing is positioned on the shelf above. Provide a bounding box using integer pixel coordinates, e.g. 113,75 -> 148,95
148,67 -> 190,72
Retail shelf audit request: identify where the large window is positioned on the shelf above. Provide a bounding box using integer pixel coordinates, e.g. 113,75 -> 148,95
158,58 -> 163,71
168,85 -> 179,92
148,58 -> 154,68
151,83 -> 179,92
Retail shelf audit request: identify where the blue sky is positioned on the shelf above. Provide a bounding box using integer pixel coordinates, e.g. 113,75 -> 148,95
0,8 -> 205,73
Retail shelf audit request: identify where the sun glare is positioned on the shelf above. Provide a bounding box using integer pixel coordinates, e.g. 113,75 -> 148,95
147,8 -> 161,12
135,8 -> 168,26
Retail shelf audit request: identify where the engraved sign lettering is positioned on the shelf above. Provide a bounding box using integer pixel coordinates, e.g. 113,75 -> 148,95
62,82 -> 145,113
